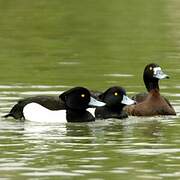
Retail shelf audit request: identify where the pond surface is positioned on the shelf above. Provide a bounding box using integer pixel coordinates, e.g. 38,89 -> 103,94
0,0 -> 180,179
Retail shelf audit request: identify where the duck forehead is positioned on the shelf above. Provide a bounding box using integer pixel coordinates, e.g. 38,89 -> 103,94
109,89 -> 121,96
69,87 -> 90,96
80,89 -> 90,96
120,88 -> 126,94
72,90 -> 89,98
153,67 -> 162,74
113,87 -> 125,93
116,87 -> 126,94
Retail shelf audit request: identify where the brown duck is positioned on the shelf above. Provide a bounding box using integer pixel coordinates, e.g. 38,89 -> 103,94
124,63 -> 176,116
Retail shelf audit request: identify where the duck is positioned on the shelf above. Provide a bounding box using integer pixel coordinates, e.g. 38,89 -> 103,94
4,87 -> 106,123
124,63 -> 176,116
94,86 -> 135,119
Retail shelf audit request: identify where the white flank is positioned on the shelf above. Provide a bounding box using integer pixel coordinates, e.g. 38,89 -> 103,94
23,103 -> 67,123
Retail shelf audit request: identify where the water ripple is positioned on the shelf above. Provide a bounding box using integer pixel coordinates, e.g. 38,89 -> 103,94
0,84 -> 180,179
117,148 -> 180,155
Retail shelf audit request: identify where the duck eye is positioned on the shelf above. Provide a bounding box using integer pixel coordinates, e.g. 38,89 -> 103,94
114,92 -> 118,96
81,94 -> 85,98
149,67 -> 153,71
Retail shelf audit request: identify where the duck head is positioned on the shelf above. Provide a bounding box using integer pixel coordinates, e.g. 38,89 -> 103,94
60,87 -> 106,110
99,86 -> 135,109
143,63 -> 169,92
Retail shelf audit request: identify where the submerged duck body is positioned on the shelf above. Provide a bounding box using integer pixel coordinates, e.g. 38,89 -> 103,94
94,86 -> 135,119
4,87 -> 106,122
124,63 -> 176,116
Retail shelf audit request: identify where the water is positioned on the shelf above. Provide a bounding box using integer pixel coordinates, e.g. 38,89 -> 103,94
0,0 -> 180,179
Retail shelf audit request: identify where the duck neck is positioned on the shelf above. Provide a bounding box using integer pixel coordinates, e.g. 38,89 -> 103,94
144,79 -> 160,92
107,104 -> 124,112
66,109 -> 95,122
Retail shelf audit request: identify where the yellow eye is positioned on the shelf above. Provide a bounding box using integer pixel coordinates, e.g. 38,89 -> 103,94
150,67 -> 153,70
81,94 -> 85,98
114,92 -> 118,96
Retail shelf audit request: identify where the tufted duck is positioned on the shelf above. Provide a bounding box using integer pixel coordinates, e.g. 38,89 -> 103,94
4,87 -> 106,122
94,86 -> 135,119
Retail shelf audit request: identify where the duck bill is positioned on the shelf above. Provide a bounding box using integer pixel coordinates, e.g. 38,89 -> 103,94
154,73 -> 169,79
153,67 -> 169,80
88,97 -> 106,107
121,95 -> 135,105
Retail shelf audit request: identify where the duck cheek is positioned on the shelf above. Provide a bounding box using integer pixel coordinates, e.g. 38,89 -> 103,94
66,97 -> 83,109
105,97 -> 120,107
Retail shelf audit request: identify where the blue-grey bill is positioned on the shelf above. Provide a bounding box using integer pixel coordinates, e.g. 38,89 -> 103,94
154,72 -> 169,79
153,68 -> 169,79
121,95 -> 135,105
88,97 -> 106,107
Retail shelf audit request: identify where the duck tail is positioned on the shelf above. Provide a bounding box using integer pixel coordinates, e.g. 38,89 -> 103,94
3,113 -> 13,118
3,104 -> 23,119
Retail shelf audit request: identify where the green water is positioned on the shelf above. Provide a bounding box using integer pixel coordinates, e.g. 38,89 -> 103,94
0,0 -> 180,179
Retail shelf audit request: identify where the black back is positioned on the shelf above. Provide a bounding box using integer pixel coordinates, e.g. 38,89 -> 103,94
4,95 -> 65,119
